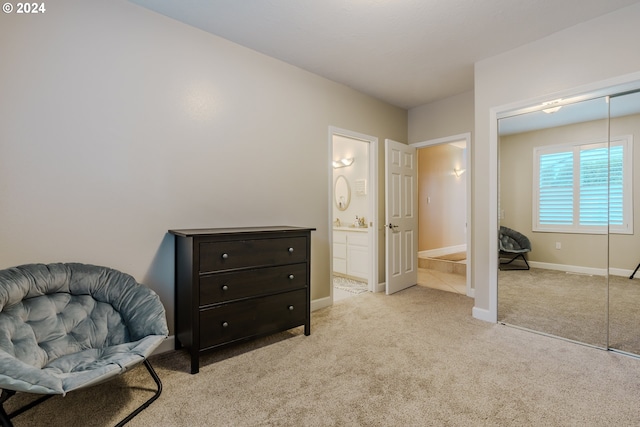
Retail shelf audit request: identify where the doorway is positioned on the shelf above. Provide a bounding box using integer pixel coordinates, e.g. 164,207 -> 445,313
411,133 -> 472,297
329,127 -> 379,302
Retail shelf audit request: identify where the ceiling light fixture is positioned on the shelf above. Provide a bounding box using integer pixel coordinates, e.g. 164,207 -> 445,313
542,99 -> 563,114
332,158 -> 354,168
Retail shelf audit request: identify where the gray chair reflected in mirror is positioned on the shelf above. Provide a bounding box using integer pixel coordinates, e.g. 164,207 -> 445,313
499,226 -> 531,270
0,263 -> 169,427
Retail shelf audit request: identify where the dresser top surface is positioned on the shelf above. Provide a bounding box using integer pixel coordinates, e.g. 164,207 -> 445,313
169,225 -> 315,237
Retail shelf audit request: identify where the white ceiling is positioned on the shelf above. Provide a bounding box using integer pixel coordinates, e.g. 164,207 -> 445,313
130,0 -> 640,109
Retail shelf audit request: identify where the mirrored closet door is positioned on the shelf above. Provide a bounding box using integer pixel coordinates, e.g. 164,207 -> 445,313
607,90 -> 640,356
498,88 -> 640,355
498,97 -> 610,348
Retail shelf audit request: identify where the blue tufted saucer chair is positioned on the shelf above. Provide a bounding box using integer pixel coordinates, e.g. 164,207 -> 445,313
0,263 -> 168,427
499,226 -> 532,270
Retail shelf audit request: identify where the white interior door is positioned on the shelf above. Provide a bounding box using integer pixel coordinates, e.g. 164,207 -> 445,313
385,139 -> 418,294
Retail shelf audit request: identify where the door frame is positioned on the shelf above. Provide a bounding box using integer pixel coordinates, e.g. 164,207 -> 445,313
328,126 -> 380,302
411,132 -> 473,297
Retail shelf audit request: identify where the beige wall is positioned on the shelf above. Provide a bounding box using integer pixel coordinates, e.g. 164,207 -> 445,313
408,90 -> 474,143
473,2 -> 640,320
0,0 -> 407,333
418,144 -> 467,251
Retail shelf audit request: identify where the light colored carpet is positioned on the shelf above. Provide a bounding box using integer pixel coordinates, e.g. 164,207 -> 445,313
498,268 -> 607,347
498,268 -> 640,354
6,284 -> 640,426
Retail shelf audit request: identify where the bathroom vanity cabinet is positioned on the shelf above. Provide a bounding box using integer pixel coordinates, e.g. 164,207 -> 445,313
333,228 -> 369,280
169,226 -> 314,374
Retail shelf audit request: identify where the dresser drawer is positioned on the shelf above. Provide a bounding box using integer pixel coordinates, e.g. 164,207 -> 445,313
199,298 -> 258,349
199,237 -> 307,272
256,288 -> 307,334
199,289 -> 307,349
199,263 -> 307,306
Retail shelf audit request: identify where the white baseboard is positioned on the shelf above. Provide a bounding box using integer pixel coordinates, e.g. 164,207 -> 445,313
529,261 -> 638,278
472,306 -> 495,322
529,261 -> 606,276
419,244 -> 467,258
375,281 -> 386,293
312,296 -> 332,311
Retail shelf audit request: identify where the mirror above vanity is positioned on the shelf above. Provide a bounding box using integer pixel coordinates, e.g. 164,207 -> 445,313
334,175 -> 350,211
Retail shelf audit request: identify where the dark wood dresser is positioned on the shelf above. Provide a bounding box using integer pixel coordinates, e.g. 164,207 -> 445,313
169,226 -> 315,373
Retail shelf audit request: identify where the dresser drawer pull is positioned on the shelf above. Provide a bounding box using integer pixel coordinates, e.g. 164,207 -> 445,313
288,274 -> 294,280
222,321 -> 229,328
221,285 -> 229,291
288,305 -> 294,311
288,247 -> 294,253
221,253 -> 229,259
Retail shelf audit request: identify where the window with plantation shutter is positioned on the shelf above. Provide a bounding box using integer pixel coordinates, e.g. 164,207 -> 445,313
579,144 -> 609,227
539,151 -> 573,226
533,136 -> 633,234
608,145 -> 624,227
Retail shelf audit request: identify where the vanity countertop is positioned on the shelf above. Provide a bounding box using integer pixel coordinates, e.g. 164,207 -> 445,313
333,226 -> 368,232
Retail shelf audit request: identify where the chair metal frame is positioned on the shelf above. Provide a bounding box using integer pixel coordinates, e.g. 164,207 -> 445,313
0,359 -> 161,427
499,251 -> 530,270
